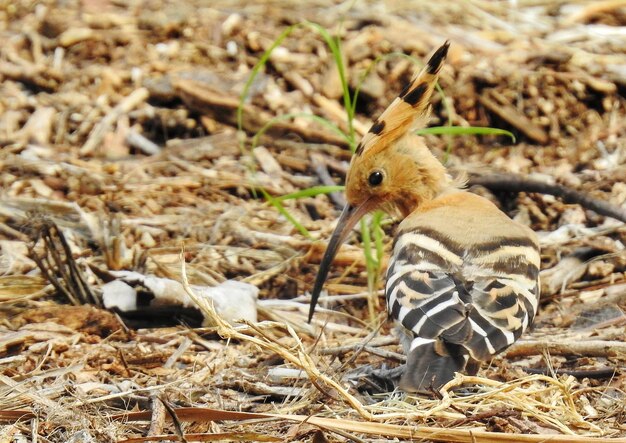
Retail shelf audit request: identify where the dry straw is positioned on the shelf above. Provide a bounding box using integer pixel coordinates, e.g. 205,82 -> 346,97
175,254 -> 623,442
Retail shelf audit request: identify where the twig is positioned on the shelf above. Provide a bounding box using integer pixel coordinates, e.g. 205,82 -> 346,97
327,345 -> 406,362
30,413 -> 39,443
179,254 -> 375,420
315,426 -> 367,443
31,220 -> 98,306
564,0 -> 626,24
504,339 -> 626,358
318,337 -> 399,357
478,91 -> 549,144
173,78 -> 349,147
80,87 -> 149,155
147,396 -> 166,438
522,367 -> 618,379
469,173 -> 626,223
0,222 -> 30,242
164,337 -> 192,368
50,222 -> 98,306
32,254 -> 76,304
126,130 -> 161,155
119,406 -> 626,443
310,152 -> 346,208
160,398 -> 188,443
148,337 -> 192,437
336,320 -> 391,373
0,60 -> 61,91
447,407 -> 518,427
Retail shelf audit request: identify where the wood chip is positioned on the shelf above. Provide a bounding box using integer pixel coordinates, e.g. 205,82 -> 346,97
478,90 -> 549,144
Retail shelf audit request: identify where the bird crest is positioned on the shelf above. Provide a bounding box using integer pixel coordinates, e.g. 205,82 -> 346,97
354,41 -> 449,159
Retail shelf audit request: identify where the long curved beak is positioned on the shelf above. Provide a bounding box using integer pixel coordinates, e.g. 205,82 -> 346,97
308,202 -> 372,322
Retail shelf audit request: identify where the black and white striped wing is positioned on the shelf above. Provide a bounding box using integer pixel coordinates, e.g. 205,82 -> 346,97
386,229 -> 539,362
385,231 -> 472,346
464,240 -> 540,360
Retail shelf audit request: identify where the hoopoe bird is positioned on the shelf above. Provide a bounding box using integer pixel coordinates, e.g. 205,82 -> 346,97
308,42 -> 540,393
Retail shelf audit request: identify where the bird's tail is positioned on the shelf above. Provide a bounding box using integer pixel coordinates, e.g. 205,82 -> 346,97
399,337 -> 468,393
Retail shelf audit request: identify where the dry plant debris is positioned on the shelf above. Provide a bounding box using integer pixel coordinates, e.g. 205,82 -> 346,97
1,0 -> 626,441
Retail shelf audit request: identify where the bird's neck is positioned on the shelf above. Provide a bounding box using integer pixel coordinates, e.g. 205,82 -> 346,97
394,177 -> 457,218
390,137 -> 458,218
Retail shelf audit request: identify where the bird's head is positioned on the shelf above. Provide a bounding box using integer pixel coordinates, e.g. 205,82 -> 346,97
344,133 -> 448,218
308,41 -> 451,322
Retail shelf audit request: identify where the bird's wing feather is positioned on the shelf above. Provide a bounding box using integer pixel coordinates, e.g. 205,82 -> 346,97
386,225 -> 539,361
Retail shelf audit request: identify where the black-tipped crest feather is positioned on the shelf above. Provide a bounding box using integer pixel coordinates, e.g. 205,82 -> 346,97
426,40 -> 450,75
351,41 -> 450,158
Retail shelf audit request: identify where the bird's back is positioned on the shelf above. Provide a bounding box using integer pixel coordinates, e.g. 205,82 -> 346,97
386,191 -> 540,392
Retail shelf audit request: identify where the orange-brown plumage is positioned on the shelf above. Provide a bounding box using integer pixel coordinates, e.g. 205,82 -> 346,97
308,41 -> 540,393
346,134 -> 451,219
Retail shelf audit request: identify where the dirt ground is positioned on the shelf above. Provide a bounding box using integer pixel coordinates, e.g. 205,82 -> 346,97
1,0 -> 626,442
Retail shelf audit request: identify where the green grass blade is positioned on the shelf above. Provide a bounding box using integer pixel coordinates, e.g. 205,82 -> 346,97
304,21 -> 356,149
238,21 -> 358,241
350,55 -> 383,120
275,186 -> 345,201
237,23 -> 302,154
360,216 -> 382,321
372,211 -> 385,268
360,218 -> 377,282
416,125 -> 516,141
260,188 -> 311,238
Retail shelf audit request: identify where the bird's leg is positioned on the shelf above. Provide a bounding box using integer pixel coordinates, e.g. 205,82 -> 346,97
344,364 -> 405,395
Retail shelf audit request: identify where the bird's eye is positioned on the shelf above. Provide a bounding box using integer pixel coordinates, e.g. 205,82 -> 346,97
368,170 -> 384,186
